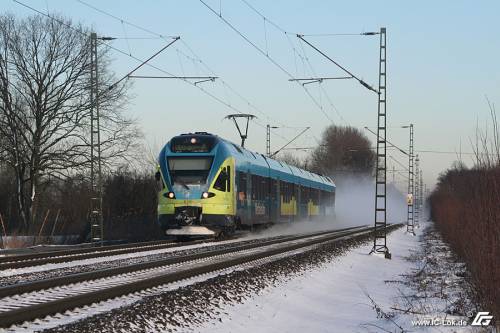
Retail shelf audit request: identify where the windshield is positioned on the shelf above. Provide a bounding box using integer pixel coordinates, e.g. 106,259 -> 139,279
167,157 -> 213,186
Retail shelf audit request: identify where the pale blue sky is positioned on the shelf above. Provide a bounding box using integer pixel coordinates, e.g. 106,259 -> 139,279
3,0 -> 499,189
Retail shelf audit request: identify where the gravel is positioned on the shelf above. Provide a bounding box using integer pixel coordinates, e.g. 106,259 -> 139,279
0,235 -> 292,287
41,229 -> 394,333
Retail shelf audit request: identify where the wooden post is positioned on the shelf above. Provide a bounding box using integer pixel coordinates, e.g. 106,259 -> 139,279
0,213 -> 7,237
50,209 -> 61,237
38,209 -> 51,238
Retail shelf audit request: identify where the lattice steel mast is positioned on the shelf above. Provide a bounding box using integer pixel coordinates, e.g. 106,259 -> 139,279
419,169 -> 424,223
370,28 -> 390,258
89,32 -> 103,245
406,124 -> 415,235
295,29 -> 389,257
266,125 -> 272,156
414,155 -> 420,228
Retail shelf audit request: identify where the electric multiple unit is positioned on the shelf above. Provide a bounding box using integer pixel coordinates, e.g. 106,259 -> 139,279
156,132 -> 336,238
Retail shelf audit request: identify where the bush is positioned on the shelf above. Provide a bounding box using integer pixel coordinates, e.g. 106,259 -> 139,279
0,169 -> 161,243
429,166 -> 500,318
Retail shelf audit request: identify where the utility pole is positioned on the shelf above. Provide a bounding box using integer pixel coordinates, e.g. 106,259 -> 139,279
414,155 -> 420,228
89,32 -> 103,245
406,124 -> 415,235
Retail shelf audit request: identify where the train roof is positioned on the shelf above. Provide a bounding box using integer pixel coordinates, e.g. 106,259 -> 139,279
217,135 -> 335,190
164,132 -> 335,191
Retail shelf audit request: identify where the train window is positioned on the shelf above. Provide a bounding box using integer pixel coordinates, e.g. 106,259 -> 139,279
263,177 -> 269,199
168,157 -> 213,185
270,179 -> 277,200
250,174 -> 270,200
280,181 -> 286,202
227,166 -> 231,192
251,175 -> 258,199
155,170 -> 164,190
237,172 -> 247,199
301,186 -> 310,204
213,167 -> 227,192
280,181 -> 295,203
311,188 -> 319,205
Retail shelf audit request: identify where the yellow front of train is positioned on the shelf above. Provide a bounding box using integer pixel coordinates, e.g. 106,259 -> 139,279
157,133 -> 237,238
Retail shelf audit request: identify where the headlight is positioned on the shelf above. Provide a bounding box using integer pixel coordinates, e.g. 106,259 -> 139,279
164,191 -> 175,199
201,192 -> 215,199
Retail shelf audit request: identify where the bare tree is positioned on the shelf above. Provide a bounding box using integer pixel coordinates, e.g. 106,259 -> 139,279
471,98 -> 500,169
0,14 -> 140,231
309,125 -> 375,177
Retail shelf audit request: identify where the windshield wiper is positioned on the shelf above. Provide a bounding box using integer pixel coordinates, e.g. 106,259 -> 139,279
175,178 -> 190,191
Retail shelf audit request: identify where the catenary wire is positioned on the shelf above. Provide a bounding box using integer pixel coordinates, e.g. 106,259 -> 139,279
199,0 -> 339,124
75,0 -> 291,142
15,0 -> 292,145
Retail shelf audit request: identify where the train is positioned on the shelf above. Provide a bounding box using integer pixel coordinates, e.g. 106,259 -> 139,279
155,132 -> 336,238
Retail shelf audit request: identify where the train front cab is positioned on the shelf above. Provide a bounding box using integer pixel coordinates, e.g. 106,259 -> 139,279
157,135 -> 237,236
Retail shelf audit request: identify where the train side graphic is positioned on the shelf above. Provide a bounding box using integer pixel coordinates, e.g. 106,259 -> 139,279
156,132 -> 336,237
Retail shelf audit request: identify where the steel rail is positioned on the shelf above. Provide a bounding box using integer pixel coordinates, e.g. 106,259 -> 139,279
0,239 -> 175,263
0,239 -> 211,269
0,224 -> 401,328
0,226 -> 365,299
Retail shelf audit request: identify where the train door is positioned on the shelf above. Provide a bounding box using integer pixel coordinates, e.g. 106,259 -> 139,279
269,178 -> 278,223
236,170 -> 248,225
246,170 -> 252,226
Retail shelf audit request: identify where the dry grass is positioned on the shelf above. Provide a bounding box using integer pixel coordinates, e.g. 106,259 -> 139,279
1,235 -> 34,249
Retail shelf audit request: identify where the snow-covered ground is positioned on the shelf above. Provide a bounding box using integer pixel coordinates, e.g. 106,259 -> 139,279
195,223 -> 492,333
14,221 -> 494,333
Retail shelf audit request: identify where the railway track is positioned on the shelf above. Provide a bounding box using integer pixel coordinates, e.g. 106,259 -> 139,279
0,239 -> 211,270
0,224 -> 401,328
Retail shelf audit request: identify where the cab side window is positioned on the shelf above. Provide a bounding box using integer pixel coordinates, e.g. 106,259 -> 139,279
214,167 -> 228,192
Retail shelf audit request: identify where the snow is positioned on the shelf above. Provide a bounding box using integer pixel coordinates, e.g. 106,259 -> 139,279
197,223 -> 484,333
3,222 -> 491,332
0,224 -> 361,278
4,242 -> 327,332
0,238 -> 242,278
167,226 -> 216,236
